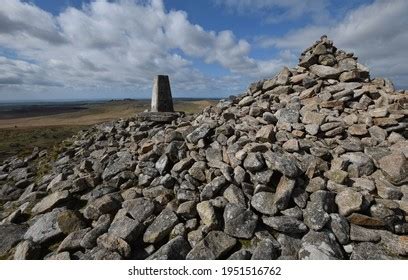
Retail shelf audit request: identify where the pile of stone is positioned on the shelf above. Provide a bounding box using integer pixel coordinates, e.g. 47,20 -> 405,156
1,36 -> 407,260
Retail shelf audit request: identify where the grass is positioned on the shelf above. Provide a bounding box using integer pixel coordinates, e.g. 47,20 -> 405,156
0,126 -> 86,163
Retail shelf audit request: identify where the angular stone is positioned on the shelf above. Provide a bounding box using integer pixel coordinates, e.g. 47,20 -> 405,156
172,157 -> 194,173
329,214 -> 350,245
155,155 -> 171,175
378,152 -> 408,185
324,169 -> 348,184
80,214 -> 112,249
298,230 -> 344,260
186,231 -> 236,260
348,124 -> 368,136
309,65 -> 342,79
223,203 -> 258,239
341,152 -> 375,177
143,209 -> 178,243
251,192 -> 277,216
306,177 -> 326,193
238,96 -> 255,106
303,202 -> 330,231
264,152 -> 300,178
251,239 -> 279,260
31,190 -> 70,215
347,213 -> 386,228
256,125 -> 274,142
97,233 -> 131,258
335,189 -> 362,216
262,216 -> 308,234
243,153 -> 265,172
57,210 -> 87,235
147,236 -> 191,260
57,228 -> 90,252
108,215 -> 142,243
276,108 -> 299,123
186,125 -> 212,144
273,176 -> 296,211
350,242 -> 394,260
302,111 -> 326,126
228,249 -> 252,260
136,112 -> 180,123
123,198 -> 155,223
350,224 -> 381,242
0,224 -> 29,258
83,194 -> 121,220
14,240 -> 41,260
24,208 -> 65,244
196,201 -> 218,227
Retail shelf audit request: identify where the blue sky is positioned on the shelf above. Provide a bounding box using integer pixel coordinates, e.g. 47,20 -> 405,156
0,0 -> 407,101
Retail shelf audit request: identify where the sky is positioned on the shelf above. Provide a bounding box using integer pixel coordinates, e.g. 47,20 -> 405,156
0,0 -> 407,101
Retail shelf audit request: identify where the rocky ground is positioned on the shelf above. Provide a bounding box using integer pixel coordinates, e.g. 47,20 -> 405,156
0,36 -> 407,260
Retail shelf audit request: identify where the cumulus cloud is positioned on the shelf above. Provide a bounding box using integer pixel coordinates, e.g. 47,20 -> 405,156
0,0 -> 286,99
256,0 -> 408,88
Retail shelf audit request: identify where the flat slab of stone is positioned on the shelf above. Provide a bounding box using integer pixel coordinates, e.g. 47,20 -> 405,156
136,112 -> 182,123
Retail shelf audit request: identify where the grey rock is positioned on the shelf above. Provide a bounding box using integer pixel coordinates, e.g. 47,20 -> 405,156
186,125 -> 211,144
264,152 -> 300,178
298,230 -> 344,260
223,184 -> 246,206
350,242 -> 394,260
196,201 -> 218,227
350,224 -> 381,242
243,153 -> 265,172
24,208 -> 65,244
251,192 -> 277,215
57,228 -> 90,252
309,65 -> 342,79
122,198 -> 155,223
228,249 -> 252,260
262,216 -> 308,234
251,239 -> 279,260
329,214 -> 350,245
155,155 -> 171,175
147,236 -> 191,260
83,194 -> 121,220
335,189 -> 362,216
186,231 -> 236,260
97,233 -> 131,258
303,202 -> 330,231
378,152 -> 408,185
56,210 -> 87,235
14,240 -> 41,260
80,214 -> 112,249
108,215 -> 142,243
273,176 -> 296,211
223,203 -> 258,239
31,190 -> 70,215
143,209 -> 178,243
0,224 -> 29,258
276,108 -> 299,123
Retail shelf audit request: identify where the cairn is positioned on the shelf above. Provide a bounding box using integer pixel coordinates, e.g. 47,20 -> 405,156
0,36 -> 407,260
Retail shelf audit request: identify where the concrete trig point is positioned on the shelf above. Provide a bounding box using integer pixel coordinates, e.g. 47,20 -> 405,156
151,75 -> 174,112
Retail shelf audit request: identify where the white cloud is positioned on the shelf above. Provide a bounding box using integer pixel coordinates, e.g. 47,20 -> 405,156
0,0 -> 286,99
256,0 -> 408,88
